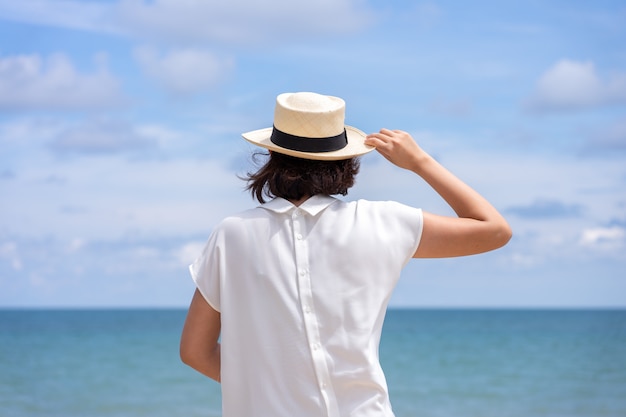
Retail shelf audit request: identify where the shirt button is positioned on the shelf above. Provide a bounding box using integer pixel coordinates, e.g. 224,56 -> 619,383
304,305 -> 311,313
296,234 -> 303,240
312,343 -> 320,350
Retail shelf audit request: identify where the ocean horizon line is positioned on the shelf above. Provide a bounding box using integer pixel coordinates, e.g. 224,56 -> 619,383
1,305 -> 625,312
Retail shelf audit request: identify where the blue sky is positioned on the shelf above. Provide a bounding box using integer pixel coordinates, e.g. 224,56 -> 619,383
1,0 -> 625,308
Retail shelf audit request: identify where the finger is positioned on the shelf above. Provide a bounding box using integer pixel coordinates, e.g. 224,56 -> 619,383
365,131 -> 389,141
366,129 -> 394,142
364,135 -> 384,147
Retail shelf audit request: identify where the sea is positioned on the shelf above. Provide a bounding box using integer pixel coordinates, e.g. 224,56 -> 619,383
1,309 -> 625,417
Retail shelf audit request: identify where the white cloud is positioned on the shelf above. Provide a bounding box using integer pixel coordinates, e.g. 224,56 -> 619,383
0,0 -> 373,44
0,0 -> 120,34
116,0 -> 373,44
525,59 -> 626,112
508,252 -> 540,268
579,226 -> 626,250
134,47 -> 233,95
1,117 -> 185,156
0,117 -> 63,145
49,118 -> 157,154
66,238 -> 86,253
0,53 -> 125,111
0,242 -> 22,271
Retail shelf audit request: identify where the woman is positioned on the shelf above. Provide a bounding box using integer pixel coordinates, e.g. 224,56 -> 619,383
180,92 -> 511,417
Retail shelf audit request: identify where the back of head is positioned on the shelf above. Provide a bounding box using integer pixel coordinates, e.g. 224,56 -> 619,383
244,152 -> 360,204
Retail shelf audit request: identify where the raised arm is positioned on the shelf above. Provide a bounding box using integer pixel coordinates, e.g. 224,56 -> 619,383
364,129 -> 512,258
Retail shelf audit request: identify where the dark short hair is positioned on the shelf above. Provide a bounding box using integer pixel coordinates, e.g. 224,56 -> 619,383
244,151 -> 360,204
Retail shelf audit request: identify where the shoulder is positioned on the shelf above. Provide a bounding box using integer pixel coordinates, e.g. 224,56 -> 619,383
347,199 -> 422,216
214,207 -> 269,232
327,199 -> 422,228
329,199 -> 423,256
196,207 -> 267,245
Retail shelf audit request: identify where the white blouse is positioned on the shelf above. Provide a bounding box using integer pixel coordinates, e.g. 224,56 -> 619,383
190,195 -> 423,417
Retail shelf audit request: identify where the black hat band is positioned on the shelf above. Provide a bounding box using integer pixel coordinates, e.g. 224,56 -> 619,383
270,126 -> 348,153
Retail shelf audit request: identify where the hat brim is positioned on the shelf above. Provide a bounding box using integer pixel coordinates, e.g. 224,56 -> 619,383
242,125 -> 375,161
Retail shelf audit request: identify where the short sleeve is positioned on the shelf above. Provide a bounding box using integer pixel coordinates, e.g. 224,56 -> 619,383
396,203 -> 423,264
189,228 -> 223,312
361,200 -> 423,266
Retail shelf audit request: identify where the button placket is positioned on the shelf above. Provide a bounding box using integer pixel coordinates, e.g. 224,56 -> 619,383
291,210 -> 340,417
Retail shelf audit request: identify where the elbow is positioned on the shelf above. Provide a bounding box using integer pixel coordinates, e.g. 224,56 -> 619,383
179,341 -> 221,382
493,220 -> 513,249
179,339 -> 202,369
179,345 -> 206,375
179,343 -> 194,367
480,217 -> 512,253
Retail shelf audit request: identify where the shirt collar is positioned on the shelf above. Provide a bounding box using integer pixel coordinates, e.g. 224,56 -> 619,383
261,195 -> 338,216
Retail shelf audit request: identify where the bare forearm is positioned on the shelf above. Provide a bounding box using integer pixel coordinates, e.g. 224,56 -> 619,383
409,152 -> 504,223
194,344 -> 221,382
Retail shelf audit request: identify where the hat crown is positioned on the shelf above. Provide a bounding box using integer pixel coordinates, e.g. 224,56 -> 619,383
274,92 -> 345,138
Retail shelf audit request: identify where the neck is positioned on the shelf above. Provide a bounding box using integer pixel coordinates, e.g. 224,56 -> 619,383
288,196 -> 310,207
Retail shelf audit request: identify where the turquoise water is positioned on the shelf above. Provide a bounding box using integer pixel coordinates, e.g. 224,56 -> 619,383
1,309 -> 625,417
381,310 -> 626,417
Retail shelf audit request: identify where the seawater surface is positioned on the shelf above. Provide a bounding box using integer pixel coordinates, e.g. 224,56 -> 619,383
1,309 -> 624,417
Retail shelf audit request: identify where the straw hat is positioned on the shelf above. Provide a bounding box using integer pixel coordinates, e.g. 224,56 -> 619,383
242,92 -> 375,160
